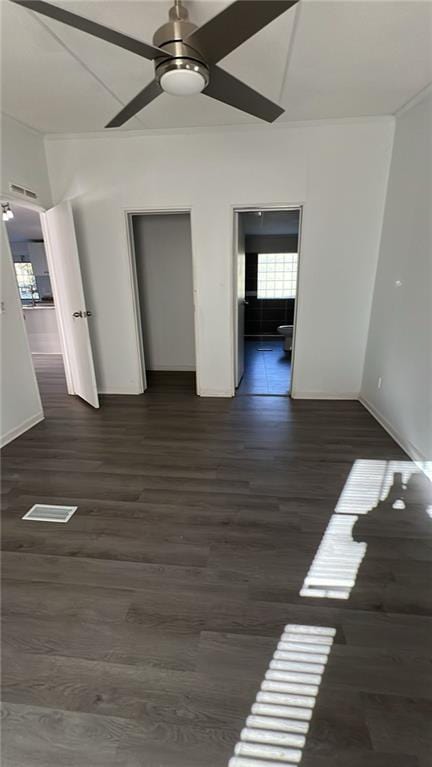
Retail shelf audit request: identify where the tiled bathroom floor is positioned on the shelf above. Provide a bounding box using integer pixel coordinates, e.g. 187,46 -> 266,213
237,337 -> 291,395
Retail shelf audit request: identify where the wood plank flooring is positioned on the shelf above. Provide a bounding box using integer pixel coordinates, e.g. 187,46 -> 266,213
1,354 -> 431,766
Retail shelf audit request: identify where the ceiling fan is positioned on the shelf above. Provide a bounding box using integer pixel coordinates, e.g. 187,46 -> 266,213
10,0 -> 299,127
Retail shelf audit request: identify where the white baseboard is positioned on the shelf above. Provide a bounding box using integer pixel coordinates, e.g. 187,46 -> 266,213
359,395 -> 430,477
291,391 -> 359,400
99,386 -> 230,398
1,411 -> 44,448
199,389 -> 233,398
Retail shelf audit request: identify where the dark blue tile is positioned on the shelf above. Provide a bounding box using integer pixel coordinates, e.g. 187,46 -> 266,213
237,339 -> 291,396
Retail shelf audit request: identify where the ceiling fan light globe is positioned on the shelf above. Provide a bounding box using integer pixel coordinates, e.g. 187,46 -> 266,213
160,68 -> 206,96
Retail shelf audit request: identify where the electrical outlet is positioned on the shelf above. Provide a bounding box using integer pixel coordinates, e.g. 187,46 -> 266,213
378,377 -> 382,389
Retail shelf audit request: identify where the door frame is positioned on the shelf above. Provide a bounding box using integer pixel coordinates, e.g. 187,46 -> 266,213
124,207 -> 200,395
231,204 -> 304,397
1,194 -> 75,394
233,209 -> 246,388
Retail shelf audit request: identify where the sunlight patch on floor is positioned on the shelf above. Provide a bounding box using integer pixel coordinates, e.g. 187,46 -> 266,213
300,459 -> 431,600
229,624 -> 335,766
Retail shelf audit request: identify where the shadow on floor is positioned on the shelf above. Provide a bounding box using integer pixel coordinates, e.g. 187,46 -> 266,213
145,370 -> 196,395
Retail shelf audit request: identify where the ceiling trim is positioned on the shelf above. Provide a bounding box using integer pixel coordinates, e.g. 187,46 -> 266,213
394,81 -> 432,117
43,114 -> 395,143
1,110 -> 43,136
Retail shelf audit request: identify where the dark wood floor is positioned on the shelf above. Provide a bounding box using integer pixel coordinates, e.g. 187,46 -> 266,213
1,354 -> 431,767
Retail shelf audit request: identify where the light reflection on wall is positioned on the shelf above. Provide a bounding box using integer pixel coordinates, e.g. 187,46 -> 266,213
229,624 -> 335,767
300,459 -> 431,600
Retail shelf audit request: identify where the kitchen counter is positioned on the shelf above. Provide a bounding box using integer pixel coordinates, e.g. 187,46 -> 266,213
22,305 -> 61,353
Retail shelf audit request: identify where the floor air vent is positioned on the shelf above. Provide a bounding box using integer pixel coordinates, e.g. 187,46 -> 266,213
22,504 -> 78,523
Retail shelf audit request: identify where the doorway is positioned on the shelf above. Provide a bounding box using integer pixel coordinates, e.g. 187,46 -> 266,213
129,211 -> 197,394
2,198 -> 99,410
4,201 -> 67,401
234,207 -> 301,396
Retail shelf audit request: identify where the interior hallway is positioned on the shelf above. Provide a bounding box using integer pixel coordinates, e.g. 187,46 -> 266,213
1,356 -> 432,767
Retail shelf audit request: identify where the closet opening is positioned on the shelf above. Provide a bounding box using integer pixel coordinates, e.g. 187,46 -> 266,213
128,211 -> 197,395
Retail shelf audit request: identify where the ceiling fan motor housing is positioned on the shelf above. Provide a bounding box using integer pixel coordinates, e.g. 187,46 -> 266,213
152,5 -> 209,89
10,0 -> 291,125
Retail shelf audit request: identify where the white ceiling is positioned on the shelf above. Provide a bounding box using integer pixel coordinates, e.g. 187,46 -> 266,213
1,0 -> 431,134
5,203 -> 43,242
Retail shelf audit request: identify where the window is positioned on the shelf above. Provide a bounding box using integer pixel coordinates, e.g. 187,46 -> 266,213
14,262 -> 39,301
257,252 -> 298,299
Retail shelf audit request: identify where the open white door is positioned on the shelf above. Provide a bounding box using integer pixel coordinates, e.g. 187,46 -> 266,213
235,212 -> 245,387
41,201 -> 99,408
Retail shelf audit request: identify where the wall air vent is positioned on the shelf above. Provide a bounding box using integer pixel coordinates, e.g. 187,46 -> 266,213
9,182 -> 38,200
22,504 -> 78,523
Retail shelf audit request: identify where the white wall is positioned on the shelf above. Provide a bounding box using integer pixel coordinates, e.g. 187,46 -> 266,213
0,114 -> 52,444
10,241 -> 29,259
45,119 -> 394,397
1,113 -> 52,208
1,224 -> 43,446
361,93 -> 432,466
27,240 -> 49,276
132,213 -> 195,372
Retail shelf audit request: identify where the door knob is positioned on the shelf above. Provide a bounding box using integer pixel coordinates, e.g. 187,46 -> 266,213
83,310 -> 92,317
73,311 -> 83,318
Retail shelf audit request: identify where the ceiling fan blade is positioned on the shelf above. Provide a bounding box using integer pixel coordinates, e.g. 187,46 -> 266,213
203,65 -> 284,123
185,0 -> 299,63
105,80 -> 162,128
9,0 -> 168,62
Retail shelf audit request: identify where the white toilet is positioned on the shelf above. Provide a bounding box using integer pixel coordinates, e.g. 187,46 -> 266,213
277,324 -> 293,352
